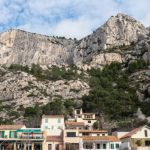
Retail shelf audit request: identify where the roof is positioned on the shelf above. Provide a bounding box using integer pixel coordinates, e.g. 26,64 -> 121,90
0,125 -> 25,130
79,130 -> 108,133
65,122 -> 85,126
82,136 -> 119,142
42,115 -> 64,118
46,136 -> 63,142
120,126 -> 143,139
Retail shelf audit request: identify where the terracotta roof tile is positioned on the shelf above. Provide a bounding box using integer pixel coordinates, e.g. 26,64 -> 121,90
65,122 -> 85,126
0,125 -> 25,130
120,127 -> 143,139
46,136 -> 63,142
82,136 -> 119,142
79,130 -> 108,133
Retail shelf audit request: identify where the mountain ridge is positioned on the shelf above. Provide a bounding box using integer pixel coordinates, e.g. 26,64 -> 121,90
0,13 -> 149,67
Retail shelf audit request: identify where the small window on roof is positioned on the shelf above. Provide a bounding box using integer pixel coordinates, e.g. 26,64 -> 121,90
144,130 -> 148,137
45,118 -> 48,123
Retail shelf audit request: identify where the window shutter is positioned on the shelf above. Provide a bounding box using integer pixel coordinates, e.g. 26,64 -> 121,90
15,131 -> 17,138
9,131 -> 12,138
2,131 -> 5,138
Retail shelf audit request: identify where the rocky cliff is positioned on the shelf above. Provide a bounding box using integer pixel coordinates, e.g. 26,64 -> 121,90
0,29 -> 75,66
0,13 -> 149,67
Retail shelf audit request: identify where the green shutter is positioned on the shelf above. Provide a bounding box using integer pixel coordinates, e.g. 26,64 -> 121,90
15,131 -> 17,138
9,131 -> 12,138
2,131 -> 5,138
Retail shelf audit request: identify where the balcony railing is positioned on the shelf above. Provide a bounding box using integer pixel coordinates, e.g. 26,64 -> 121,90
18,135 -> 44,139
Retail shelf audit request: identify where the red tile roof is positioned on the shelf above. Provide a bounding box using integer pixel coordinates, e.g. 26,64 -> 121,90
0,125 -> 25,130
46,136 -> 63,142
82,136 -> 119,142
42,115 -> 64,118
65,122 -> 85,126
79,130 -> 108,133
120,127 -> 143,139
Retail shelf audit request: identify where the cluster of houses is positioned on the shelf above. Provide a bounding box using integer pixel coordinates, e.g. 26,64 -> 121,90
0,108 -> 149,150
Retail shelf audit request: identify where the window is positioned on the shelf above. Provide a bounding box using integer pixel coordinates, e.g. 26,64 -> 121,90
45,126 -> 48,129
48,144 -> 52,150
66,132 -> 76,137
103,144 -> 107,149
144,130 -> 148,137
102,133 -> 105,136
51,126 -> 54,130
111,144 -> 114,149
116,144 -> 120,149
55,144 -> 59,150
45,118 -> 48,123
77,110 -> 80,114
82,133 -> 89,136
88,121 -> 91,123
145,141 -> 150,146
83,143 -> 93,149
10,131 -> 17,138
58,118 -> 61,123
58,126 -> 62,129
97,134 -> 100,136
97,144 -> 100,149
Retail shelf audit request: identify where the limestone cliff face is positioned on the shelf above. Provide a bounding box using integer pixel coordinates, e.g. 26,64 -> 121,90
0,13 -> 149,67
74,13 -> 149,64
0,29 -> 75,66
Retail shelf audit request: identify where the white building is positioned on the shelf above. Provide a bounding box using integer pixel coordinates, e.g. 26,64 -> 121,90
41,115 -> 64,136
120,125 -> 150,150
41,115 -> 65,150
73,109 -> 97,128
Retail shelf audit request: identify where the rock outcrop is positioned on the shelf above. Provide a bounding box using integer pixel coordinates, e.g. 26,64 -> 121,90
0,29 -> 75,66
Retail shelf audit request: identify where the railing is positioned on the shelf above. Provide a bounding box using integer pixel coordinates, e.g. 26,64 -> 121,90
18,135 -> 44,139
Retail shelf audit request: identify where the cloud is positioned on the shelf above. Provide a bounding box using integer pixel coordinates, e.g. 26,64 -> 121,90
0,0 -> 150,39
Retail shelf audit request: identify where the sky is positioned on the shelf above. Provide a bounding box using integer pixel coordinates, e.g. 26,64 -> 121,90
0,0 -> 150,39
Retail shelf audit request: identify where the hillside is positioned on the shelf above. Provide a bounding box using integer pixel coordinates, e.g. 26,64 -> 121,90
0,13 -> 149,129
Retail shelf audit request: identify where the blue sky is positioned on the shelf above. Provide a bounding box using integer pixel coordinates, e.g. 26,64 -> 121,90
0,0 -> 150,39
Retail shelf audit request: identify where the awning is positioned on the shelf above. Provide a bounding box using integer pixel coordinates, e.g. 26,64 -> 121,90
16,129 -> 42,133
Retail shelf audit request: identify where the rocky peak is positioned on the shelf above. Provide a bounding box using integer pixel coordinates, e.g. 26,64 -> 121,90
74,13 -> 149,64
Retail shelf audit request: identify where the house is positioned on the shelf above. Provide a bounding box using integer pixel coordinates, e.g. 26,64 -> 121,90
63,129 -> 114,150
16,128 -> 45,150
64,129 -> 81,150
120,125 -> 150,150
41,115 -> 65,136
0,124 -> 25,150
41,115 -> 65,150
80,136 -> 121,150
0,125 -> 45,150
74,109 -> 97,128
